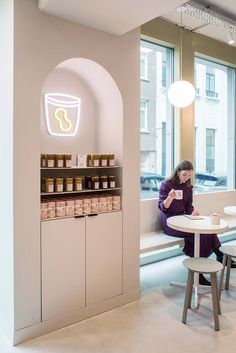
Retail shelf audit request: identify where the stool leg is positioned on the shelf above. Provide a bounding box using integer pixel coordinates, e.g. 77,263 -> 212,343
182,270 -> 194,324
219,254 -> 227,300
211,273 -> 220,331
225,256 -> 231,290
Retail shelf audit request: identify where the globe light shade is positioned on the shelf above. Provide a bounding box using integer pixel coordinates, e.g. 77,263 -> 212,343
168,80 -> 195,108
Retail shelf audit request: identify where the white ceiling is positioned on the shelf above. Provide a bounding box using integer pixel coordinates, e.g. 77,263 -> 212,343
161,0 -> 236,47
38,0 -> 186,35
38,1 -> 236,47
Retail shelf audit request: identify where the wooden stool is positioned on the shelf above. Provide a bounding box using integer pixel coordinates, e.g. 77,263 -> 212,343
219,245 -> 236,300
182,258 -> 223,331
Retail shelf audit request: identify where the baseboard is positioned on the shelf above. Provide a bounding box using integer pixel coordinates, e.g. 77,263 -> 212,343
13,289 -> 140,345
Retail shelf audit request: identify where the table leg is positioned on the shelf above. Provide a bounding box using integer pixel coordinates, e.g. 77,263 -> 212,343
194,233 -> 200,309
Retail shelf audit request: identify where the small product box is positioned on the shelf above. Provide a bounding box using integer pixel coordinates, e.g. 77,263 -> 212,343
77,154 -> 87,168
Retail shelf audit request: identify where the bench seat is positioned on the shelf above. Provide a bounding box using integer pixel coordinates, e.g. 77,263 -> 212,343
140,231 -> 184,254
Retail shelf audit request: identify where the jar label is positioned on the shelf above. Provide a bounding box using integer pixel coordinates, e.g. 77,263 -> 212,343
94,181 -> 99,189
101,160 -> 107,166
75,184 -> 82,191
48,185 -> 54,193
110,181 -> 115,188
66,184 -> 73,192
48,160 -> 54,168
66,160 -> 72,168
102,181 -> 108,189
58,160 -> 64,167
109,159 -> 115,166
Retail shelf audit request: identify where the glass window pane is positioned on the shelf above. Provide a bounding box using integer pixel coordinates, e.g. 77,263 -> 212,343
140,39 -> 174,200
194,56 -> 235,193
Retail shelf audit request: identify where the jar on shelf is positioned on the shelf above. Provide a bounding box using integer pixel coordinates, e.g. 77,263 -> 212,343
112,195 -> 121,210
91,197 -> 99,213
55,177 -> 64,192
74,198 -> 83,216
41,154 -> 46,168
64,177 -> 73,192
65,199 -> 75,217
83,198 -> 91,214
56,200 -> 66,217
47,200 -> 56,218
91,154 -> 100,167
92,176 -> 100,190
40,202 -> 48,220
100,154 -> 108,167
108,176 -> 116,188
98,197 -> 107,213
64,154 -> 72,168
100,175 -> 108,189
41,178 -> 46,192
106,196 -> 113,212
87,154 -> 92,167
108,154 -> 115,166
45,178 -> 54,193
55,154 -> 64,168
86,176 -> 92,189
74,177 -> 83,191
46,154 -> 55,168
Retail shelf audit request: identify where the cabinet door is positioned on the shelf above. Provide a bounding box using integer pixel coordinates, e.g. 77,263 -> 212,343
41,217 -> 85,321
86,211 -> 122,305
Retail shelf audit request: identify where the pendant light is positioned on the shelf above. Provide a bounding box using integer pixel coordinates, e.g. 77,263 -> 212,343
168,8 -> 195,108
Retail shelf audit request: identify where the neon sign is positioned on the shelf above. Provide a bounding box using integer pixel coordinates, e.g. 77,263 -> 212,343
44,93 -> 81,136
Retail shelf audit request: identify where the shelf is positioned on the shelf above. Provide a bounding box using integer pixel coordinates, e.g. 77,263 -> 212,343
41,166 -> 122,170
41,209 -> 122,222
41,187 -> 122,196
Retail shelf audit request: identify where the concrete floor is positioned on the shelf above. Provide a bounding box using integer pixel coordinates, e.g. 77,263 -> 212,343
1,243 -> 236,352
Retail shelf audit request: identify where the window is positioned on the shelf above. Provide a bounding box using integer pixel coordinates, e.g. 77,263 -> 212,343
140,49 -> 148,80
194,56 -> 235,193
140,40 -> 174,200
206,129 -> 215,173
140,99 -> 148,131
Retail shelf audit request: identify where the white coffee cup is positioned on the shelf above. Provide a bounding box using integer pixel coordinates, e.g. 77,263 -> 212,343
211,213 -> 220,225
175,190 -> 183,200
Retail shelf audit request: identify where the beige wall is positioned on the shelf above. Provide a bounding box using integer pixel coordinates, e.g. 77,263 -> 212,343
0,0 -> 14,334
142,17 -> 236,164
0,0 -> 141,339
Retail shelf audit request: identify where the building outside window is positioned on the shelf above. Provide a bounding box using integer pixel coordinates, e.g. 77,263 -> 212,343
140,99 -> 148,131
206,128 -> 215,173
140,39 -> 174,200
194,56 -> 235,193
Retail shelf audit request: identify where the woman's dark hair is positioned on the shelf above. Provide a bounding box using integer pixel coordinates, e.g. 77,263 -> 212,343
168,160 -> 193,185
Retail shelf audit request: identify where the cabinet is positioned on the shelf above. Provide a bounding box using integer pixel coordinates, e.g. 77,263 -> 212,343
86,211 -> 122,305
41,211 -> 122,321
41,217 -> 86,321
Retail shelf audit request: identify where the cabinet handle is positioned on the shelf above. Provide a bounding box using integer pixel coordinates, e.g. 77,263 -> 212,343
87,213 -> 98,217
74,215 -> 85,218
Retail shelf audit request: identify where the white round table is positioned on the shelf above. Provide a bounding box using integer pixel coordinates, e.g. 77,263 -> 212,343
167,215 -> 228,308
224,206 -> 236,216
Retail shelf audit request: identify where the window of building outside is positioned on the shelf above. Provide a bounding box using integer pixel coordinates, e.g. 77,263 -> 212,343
140,99 -> 148,131
140,39 -> 174,200
194,56 -> 235,193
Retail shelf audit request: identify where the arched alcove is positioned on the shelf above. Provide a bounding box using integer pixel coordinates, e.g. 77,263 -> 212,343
41,58 -> 123,165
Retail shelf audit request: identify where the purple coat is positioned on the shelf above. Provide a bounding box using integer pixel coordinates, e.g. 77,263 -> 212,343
158,180 -> 221,257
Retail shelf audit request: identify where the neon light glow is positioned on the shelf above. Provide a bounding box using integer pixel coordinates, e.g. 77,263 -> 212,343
44,93 -> 81,136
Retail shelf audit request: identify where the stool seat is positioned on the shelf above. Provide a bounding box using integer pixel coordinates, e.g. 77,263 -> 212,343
220,245 -> 236,257
183,257 -> 223,274
182,257 -> 222,331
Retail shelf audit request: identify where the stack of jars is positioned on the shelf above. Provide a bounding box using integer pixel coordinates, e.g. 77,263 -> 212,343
40,194 -> 121,220
41,153 -> 72,168
86,154 -> 115,167
42,175 -> 116,193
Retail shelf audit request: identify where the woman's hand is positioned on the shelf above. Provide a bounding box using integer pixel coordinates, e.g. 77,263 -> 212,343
191,209 -> 200,216
168,189 -> 176,201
